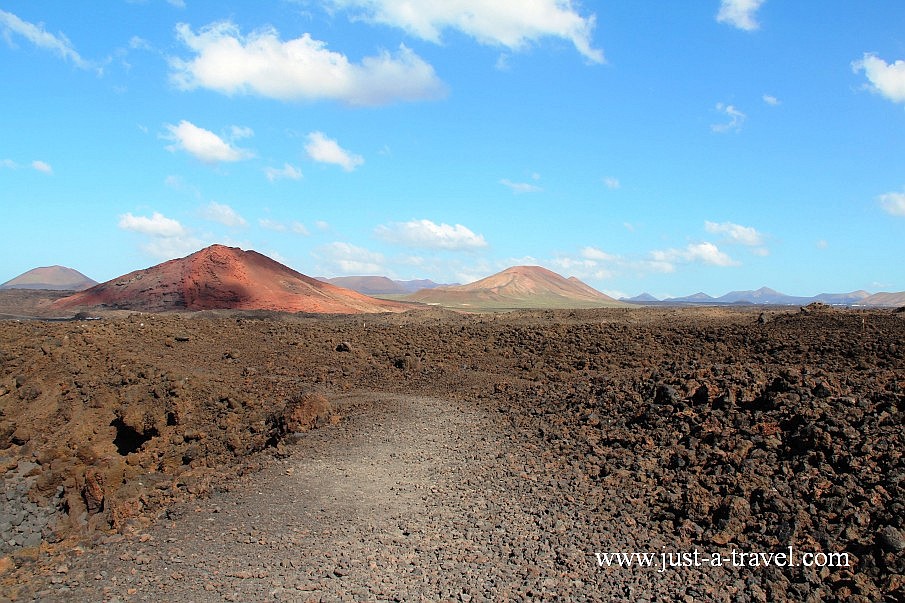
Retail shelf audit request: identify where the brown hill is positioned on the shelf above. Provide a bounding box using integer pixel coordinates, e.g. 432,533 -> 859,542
52,245 -> 412,314
404,265 -> 627,310
1,265 -> 97,291
858,291 -> 905,307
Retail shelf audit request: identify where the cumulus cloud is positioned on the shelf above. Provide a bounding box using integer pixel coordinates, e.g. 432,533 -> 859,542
328,0 -> 604,63
291,222 -> 310,236
1,159 -> 53,173
259,218 -> 288,232
716,0 -> 765,31
118,211 -> 187,237
603,177 -> 620,190
650,242 -> 738,269
163,120 -> 254,163
375,219 -> 488,250
704,221 -> 764,246
200,201 -> 247,227
118,211 -> 201,259
265,163 -> 303,182
30,160 -> 52,174
762,94 -> 780,106
500,178 -> 542,194
317,241 -> 385,274
879,191 -> 905,216
552,249 -> 616,280
305,132 -> 363,171
169,21 -> 446,106
852,53 -> 905,104
0,9 -> 92,69
711,103 -> 746,133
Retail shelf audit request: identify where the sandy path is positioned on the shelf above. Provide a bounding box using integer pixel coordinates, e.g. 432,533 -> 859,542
15,393 -> 709,602
16,395 -> 565,601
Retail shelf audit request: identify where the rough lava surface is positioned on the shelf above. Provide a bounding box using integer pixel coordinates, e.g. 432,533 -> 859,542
51,245 -> 412,315
0,303 -> 902,600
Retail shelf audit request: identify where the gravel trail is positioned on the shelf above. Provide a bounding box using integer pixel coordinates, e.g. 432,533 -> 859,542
14,394 -> 605,601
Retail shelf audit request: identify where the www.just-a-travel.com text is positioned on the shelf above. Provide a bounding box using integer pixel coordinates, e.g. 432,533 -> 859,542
595,547 -> 851,573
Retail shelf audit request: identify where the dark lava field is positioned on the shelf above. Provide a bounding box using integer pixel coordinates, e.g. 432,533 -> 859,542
0,303 -> 902,601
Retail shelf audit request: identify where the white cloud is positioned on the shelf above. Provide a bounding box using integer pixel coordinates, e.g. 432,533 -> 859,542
163,120 -> 254,163
500,178 -> 542,193
711,103 -> 746,133
129,36 -> 153,51
200,201 -> 247,227
581,246 -> 616,262
852,53 -> 905,104
879,191 -> 905,216
169,21 -> 446,106
118,211 -> 200,259
762,94 -> 780,106
317,241 -> 385,274
0,9 -> 92,69
30,160 -> 53,174
329,0 -> 604,63
118,211 -> 187,237
291,222 -> 310,236
265,163 -> 303,181
259,218 -> 288,232
0,159 -> 52,173
716,0 -> 765,31
375,219 -> 488,250
651,242 -> 738,269
305,132 -> 364,171
315,220 -> 330,231
167,0 -> 186,8
704,220 -> 764,246
603,177 -> 620,189
229,125 -> 254,140
142,235 -> 203,260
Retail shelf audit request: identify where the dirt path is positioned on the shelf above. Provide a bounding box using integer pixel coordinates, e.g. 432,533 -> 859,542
14,393 -> 720,602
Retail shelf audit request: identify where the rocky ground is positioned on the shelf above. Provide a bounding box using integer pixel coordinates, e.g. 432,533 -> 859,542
0,301 -> 902,601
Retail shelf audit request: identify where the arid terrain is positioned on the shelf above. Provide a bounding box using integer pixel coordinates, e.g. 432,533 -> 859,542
0,299 -> 903,601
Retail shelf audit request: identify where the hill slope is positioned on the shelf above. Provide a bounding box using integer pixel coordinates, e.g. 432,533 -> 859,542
404,265 -> 627,310
53,245 -> 411,314
1,266 -> 97,291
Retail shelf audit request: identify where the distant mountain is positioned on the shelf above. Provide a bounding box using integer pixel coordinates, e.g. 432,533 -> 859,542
1,266 -> 97,291
621,293 -> 660,303
665,292 -> 716,303
320,276 -> 454,295
661,287 -> 880,306
404,265 -> 627,310
53,245 -> 411,314
715,287 -> 811,305
858,291 -> 905,307
814,291 -> 871,305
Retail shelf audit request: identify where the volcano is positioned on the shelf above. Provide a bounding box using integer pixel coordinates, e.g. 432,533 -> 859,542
1,266 -> 97,291
403,265 -> 626,310
52,245 -> 412,314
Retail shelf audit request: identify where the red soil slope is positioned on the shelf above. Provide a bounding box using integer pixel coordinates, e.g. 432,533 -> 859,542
52,245 -> 412,314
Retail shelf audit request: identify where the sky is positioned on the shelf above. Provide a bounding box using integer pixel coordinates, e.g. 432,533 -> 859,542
1,1 -> 904,299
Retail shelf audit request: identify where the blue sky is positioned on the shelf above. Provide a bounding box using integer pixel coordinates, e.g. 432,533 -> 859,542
1,1 -> 904,298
